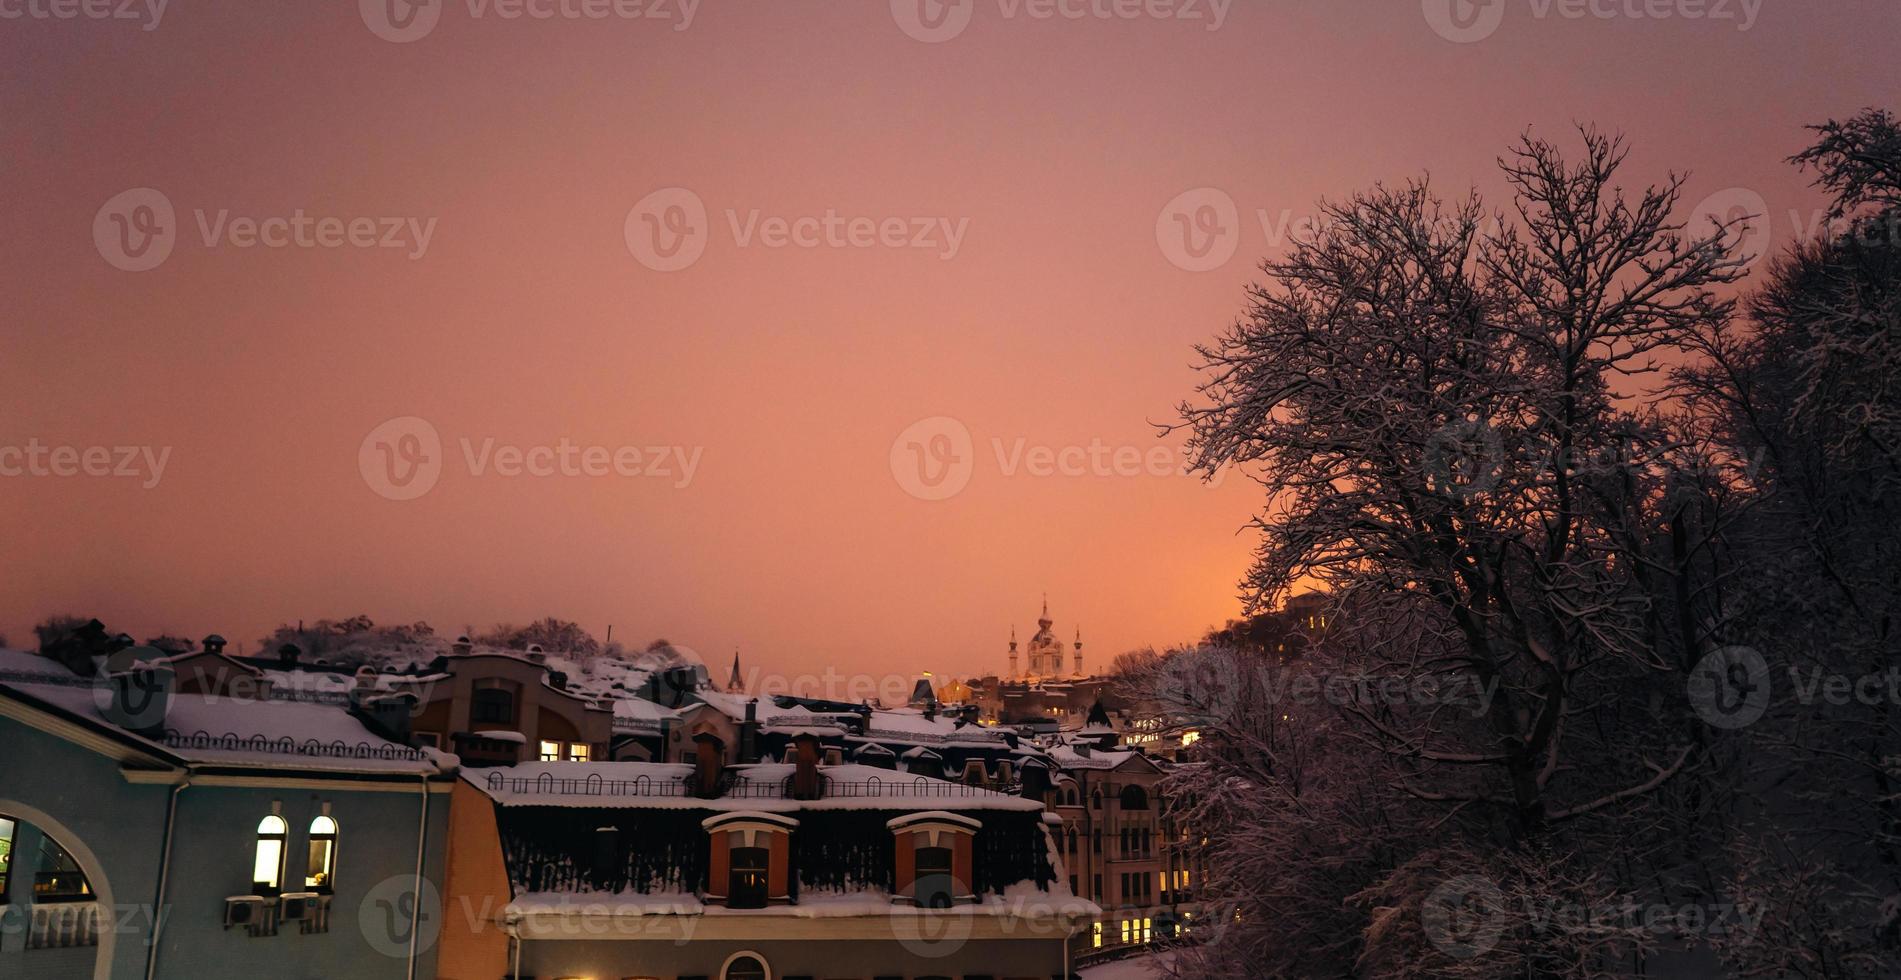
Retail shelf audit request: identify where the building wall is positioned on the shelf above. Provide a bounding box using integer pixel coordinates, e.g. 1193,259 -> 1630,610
437,779 -> 512,980
0,712 -> 452,980
519,935 -> 1075,980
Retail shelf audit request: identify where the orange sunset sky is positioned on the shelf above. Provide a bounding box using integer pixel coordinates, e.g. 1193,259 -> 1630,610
2,0 -> 1895,682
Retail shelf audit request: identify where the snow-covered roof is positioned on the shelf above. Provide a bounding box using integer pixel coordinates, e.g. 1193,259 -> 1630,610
0,649 -> 452,776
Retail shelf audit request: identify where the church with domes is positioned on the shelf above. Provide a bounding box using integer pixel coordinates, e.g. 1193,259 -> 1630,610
1009,595 -> 1084,683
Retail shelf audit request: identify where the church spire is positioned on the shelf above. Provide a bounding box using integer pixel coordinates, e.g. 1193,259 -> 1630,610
726,650 -> 745,694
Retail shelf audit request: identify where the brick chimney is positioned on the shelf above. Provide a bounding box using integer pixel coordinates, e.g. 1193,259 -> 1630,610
693,732 -> 727,799
791,732 -> 823,801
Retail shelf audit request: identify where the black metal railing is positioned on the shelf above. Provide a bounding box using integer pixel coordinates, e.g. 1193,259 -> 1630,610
483,771 -> 1022,800
162,730 -> 429,761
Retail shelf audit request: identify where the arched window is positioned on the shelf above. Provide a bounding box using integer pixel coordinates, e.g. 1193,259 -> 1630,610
253,815 -> 288,894
1120,785 -> 1150,811
306,815 -> 338,892
722,951 -> 770,980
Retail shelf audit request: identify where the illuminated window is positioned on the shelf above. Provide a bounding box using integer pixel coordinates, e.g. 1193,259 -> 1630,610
1120,919 -> 1131,944
0,815 -> 13,902
253,815 -> 288,894
1092,922 -> 1103,948
539,740 -> 562,762
1141,917 -> 1152,943
306,816 -> 338,891
565,742 -> 591,762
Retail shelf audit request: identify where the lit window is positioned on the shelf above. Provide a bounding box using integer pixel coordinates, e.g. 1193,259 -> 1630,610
565,742 -> 591,762
1092,922 -> 1103,948
306,816 -> 338,891
253,815 -> 288,894
0,815 -> 13,902
1120,919 -> 1131,944
539,740 -> 562,762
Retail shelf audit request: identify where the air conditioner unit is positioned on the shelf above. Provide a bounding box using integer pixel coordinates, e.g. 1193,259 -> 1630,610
224,895 -> 264,930
280,892 -> 319,921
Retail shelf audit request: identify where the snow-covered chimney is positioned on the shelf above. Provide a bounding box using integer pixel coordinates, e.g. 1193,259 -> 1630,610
452,635 -> 473,656
525,644 -> 547,665
791,732 -> 823,801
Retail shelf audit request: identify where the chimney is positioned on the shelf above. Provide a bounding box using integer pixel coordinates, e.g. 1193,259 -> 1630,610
693,732 -> 726,799
549,671 -> 568,692
791,732 -> 822,801
924,701 -> 938,723
277,642 -> 302,667
1020,758 -> 1052,801
102,664 -> 174,737
452,635 -> 474,656
525,644 -> 547,665
353,692 -> 417,746
202,634 -> 228,656
739,699 -> 760,764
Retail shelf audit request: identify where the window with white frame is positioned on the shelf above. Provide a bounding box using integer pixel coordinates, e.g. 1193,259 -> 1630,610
252,815 -> 288,894
305,815 -> 338,891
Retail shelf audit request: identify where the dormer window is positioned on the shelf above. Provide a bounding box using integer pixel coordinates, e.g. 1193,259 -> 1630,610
701,813 -> 797,909
887,811 -> 980,907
